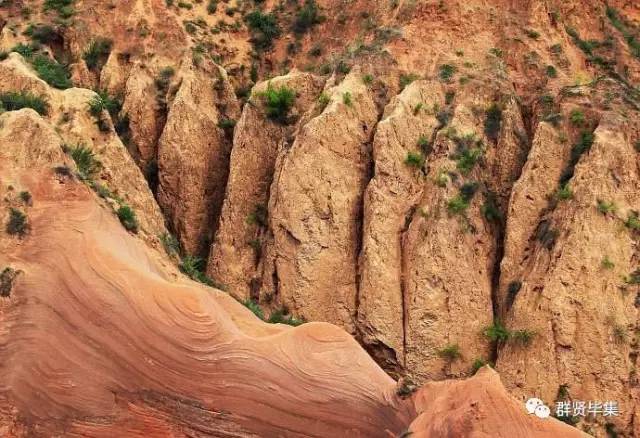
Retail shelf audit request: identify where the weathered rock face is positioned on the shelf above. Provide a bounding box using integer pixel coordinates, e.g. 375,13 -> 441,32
207,71 -> 325,299
0,54 -> 167,241
262,70 -> 379,332
497,105 -> 640,435
157,59 -> 240,257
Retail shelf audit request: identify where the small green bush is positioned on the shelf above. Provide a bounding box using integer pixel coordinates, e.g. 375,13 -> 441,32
19,191 -> 32,205
207,0 -> 217,13
405,151 -> 425,168
511,329 -> 536,347
245,10 -> 281,50
525,29 -> 540,39
481,196 -> 502,223
160,233 -> 180,256
83,38 -> 113,71
456,147 -> 482,174
260,84 -> 296,123
180,255 -> 216,286
117,205 -> 139,233
246,204 -> 268,227
625,212 -> 640,231
242,298 -> 265,320
438,64 -> 456,82
555,184 -> 573,200
545,65 -> 558,78
218,118 -> 236,131
601,256 -> 615,269
43,0 -> 75,17
471,358 -> 488,374
447,195 -> 469,215
569,108 -> 585,126
437,344 -> 461,361
292,0 -> 323,34
597,199 -> 616,215
24,24 -> 59,44
483,321 -> 510,343
0,91 -> 48,115
69,144 -> 100,180
268,308 -> 304,326
342,91 -> 352,106
177,1 -> 192,8
6,208 -> 29,236
31,55 -> 72,89
399,73 -> 419,90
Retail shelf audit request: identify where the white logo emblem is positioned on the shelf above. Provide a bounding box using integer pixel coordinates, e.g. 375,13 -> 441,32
525,398 -> 550,418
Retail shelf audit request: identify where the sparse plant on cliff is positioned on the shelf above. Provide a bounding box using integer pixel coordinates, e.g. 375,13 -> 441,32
31,55 -> 72,89
268,308 -> 304,326
292,0 -> 324,35
438,344 -> 462,361
69,144 -> 100,180
399,73 -> 419,90
481,193 -> 502,223
43,0 -> 75,18
180,255 -> 216,286
246,204 -> 268,227
242,298 -> 265,320
451,133 -> 483,174
396,376 -> 417,399
342,91 -> 353,107
404,151 -> 424,169
569,108 -> 585,126
555,184 -> 573,201
117,205 -> 138,233
0,267 -> 20,297
24,24 -> 59,45
483,321 -> 510,343
207,0 -> 217,13
545,65 -> 558,78
6,208 -> 29,236
83,38 -> 113,72
0,91 -> 48,115
260,84 -> 296,124
625,212 -> 640,231
471,358 -> 488,374
218,118 -> 236,131
511,329 -> 536,347
447,195 -> 469,215
601,256 -> 615,270
597,199 -> 616,215
438,64 -> 456,82
245,10 -> 281,50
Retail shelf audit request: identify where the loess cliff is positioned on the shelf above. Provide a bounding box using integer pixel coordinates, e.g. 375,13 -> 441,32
1,0 -> 640,436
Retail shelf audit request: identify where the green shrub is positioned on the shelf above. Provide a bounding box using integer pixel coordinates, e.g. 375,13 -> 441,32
483,321 -> 510,343
19,191 -> 32,205
0,91 -> 48,115
405,151 -> 424,168
83,38 -> 113,71
267,308 -> 304,326
69,144 -> 100,180
536,220 -> 558,249
293,0 -> 323,34
246,204 -> 268,227
245,10 -> 281,50
6,208 -> 28,236
160,233 -> 180,256
11,42 -> 41,58
626,269 -> 640,285
456,147 -> 482,174
43,0 -> 75,17
437,344 -> 461,361
601,256 -> 615,269
31,55 -> 72,89
525,28 -> 540,39
260,84 -> 296,123
399,73 -> 419,90
242,298 -> 265,320
438,64 -> 456,82
177,1 -> 192,8
481,195 -> 502,223
447,195 -> 469,215
362,74 -> 374,85
625,212 -> 640,231
207,0 -> 217,13
471,358 -> 488,374
484,103 -> 502,142
569,108 -> 585,126
218,118 -> 236,131
88,90 -> 121,118
545,65 -> 558,78
24,24 -> 59,44
317,92 -> 330,110
342,91 -> 352,106
511,329 -> 536,347
597,199 -> 616,215
180,255 -> 216,286
117,205 -> 138,233
555,184 -> 573,200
